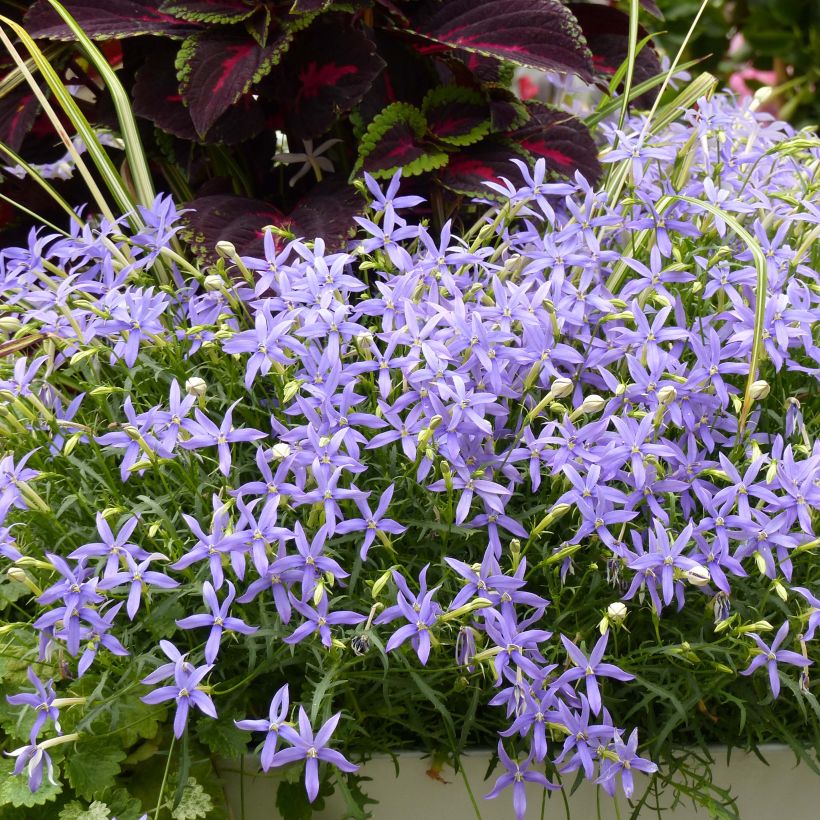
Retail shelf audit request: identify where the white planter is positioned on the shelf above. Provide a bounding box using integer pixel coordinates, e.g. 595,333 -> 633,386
218,746 -> 820,819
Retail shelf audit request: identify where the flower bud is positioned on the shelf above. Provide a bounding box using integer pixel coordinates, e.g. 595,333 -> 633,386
0,316 -> 22,333
684,565 -> 710,587
7,567 -> 43,597
749,379 -> 770,401
531,504 -> 571,539
215,240 -> 237,258
203,274 -> 225,291
270,442 -> 291,460
579,394 -> 606,414
736,619 -> 774,634
417,415 -> 442,449
185,377 -> 207,397
549,377 -> 574,399
750,86 -> 773,112
371,567 -> 395,599
354,330 -> 374,357
607,601 -> 628,624
283,380 -> 302,403
657,385 -> 678,405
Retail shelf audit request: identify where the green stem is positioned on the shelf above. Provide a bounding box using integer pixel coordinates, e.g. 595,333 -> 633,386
458,759 -> 483,820
154,733 -> 176,820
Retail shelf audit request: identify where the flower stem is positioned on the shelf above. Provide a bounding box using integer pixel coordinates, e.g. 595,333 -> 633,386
153,733 -> 176,820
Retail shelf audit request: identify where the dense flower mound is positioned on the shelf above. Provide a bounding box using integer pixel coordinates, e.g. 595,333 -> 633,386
1,92 -> 819,818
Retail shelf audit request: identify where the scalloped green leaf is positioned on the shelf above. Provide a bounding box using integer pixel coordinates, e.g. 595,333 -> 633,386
422,85 -> 491,147
159,0 -> 254,23
0,758 -> 62,808
354,102 -> 448,179
65,740 -> 126,802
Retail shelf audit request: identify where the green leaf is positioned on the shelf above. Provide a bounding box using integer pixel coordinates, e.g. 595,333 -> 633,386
353,102 -> 448,180
65,739 -> 126,802
0,758 -> 62,807
58,800 -> 111,820
195,713 -> 248,759
113,696 -> 165,747
168,777 -> 213,820
276,779 -> 314,820
0,577 -> 28,608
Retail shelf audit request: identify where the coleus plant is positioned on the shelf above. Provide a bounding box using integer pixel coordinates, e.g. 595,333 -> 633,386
4,0 -> 663,256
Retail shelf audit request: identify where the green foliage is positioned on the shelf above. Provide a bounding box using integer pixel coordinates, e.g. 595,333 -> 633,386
0,757 -> 62,808
65,740 -> 127,802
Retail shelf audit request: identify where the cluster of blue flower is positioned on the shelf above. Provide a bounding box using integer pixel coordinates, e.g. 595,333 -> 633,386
2,93 -> 818,817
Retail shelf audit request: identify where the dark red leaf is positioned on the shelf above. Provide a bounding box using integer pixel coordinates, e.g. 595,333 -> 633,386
289,179 -> 362,249
132,42 -> 264,142
158,1 -> 254,23
445,49 -> 513,85
177,29 -> 290,136
507,101 -> 601,183
0,86 -> 41,153
404,0 -> 593,80
184,194 -> 291,261
487,87 -> 529,133
24,0 -> 199,39
436,140 -> 528,198
271,22 -> 385,140
568,4 -> 661,107
423,86 -> 491,146
355,30 -> 435,128
357,103 -> 447,178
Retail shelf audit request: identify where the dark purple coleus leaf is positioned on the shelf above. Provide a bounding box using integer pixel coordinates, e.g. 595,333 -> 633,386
404,0 -> 593,81
0,86 -> 41,154
422,86 -> 491,147
176,28 -> 292,136
356,102 -> 448,179
133,42 -> 265,142
568,4 -> 661,107
271,22 -> 385,140
184,194 -> 291,262
158,0 -> 255,23
507,101 -> 601,183
24,0 -> 199,40
436,139 -> 528,198
289,179 -> 362,250
449,49 -> 514,85
486,87 -> 529,134
355,29 -> 435,128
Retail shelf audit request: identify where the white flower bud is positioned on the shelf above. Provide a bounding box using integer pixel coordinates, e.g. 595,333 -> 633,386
215,240 -> 237,258
549,377 -> 574,399
684,564 -> 710,587
606,601 -> 628,624
185,377 -> 207,397
658,385 -> 678,405
750,86 -> 773,112
579,394 -> 606,414
206,273 -> 229,291
270,442 -> 291,460
749,379 -> 770,401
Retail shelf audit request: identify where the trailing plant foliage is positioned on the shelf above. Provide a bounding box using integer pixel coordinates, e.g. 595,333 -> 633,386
0,0 -> 664,249
0,91 -> 819,819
